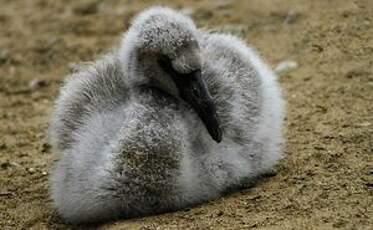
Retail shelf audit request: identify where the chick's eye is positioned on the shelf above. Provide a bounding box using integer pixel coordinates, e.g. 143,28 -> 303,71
191,86 -> 199,97
158,55 -> 176,74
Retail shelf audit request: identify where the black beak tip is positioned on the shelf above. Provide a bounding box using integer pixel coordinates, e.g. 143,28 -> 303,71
211,128 -> 223,143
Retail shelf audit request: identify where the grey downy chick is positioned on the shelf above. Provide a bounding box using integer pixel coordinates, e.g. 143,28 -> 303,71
49,6 -> 285,224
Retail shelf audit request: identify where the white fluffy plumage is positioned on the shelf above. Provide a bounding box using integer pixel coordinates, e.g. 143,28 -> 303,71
49,6 -> 285,224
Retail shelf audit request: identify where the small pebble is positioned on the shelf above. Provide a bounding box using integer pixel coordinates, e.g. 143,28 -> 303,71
0,49 -> 10,64
274,60 -> 298,75
0,161 -> 19,170
29,79 -> 48,91
215,209 -> 224,216
246,194 -> 261,200
27,167 -> 36,174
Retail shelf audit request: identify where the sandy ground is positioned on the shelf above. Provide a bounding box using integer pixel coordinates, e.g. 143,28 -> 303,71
0,0 -> 372,229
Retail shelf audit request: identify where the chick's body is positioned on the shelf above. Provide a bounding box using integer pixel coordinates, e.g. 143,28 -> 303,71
49,7 -> 284,224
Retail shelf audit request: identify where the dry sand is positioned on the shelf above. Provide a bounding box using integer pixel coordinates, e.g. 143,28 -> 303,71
0,0 -> 372,229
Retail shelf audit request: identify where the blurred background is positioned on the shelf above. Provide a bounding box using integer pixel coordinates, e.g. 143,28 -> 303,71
0,0 -> 372,229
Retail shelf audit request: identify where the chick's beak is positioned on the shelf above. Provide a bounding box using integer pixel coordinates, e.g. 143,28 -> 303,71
178,70 -> 222,143
158,56 -> 222,143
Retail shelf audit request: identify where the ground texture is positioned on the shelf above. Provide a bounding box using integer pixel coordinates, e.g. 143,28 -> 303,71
0,0 -> 372,229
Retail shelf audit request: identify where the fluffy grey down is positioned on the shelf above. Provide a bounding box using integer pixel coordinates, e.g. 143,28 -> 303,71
49,6 -> 285,224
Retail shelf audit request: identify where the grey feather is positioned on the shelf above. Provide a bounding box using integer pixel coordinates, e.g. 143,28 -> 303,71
49,6 -> 285,224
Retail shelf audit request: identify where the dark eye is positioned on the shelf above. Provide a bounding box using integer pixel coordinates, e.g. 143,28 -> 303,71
191,86 -> 199,97
158,55 -> 176,75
